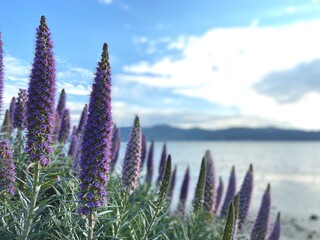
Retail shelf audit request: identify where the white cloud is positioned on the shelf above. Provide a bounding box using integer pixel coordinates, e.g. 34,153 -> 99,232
98,0 -> 113,4
120,20 -> 320,130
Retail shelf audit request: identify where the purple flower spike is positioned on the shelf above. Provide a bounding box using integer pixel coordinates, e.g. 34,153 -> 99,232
0,140 -> 16,195
26,16 -> 56,167
71,125 -> 77,137
57,88 -> 66,118
146,141 -> 154,184
68,134 -> 77,157
215,176 -> 224,214
14,89 -> 28,130
238,164 -> 254,229
268,212 -> 281,240
251,184 -> 271,240
140,134 -> 147,171
78,43 -> 112,215
178,167 -> 190,216
157,143 -> 167,184
9,97 -> 16,129
0,32 -> 4,111
168,165 -> 177,200
77,104 -> 88,136
110,124 -> 120,171
58,109 -> 70,144
221,166 -> 236,217
203,150 -> 215,212
121,116 -> 142,192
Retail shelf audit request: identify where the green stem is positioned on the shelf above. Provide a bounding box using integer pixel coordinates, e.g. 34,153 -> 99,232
22,162 -> 40,240
88,213 -> 95,240
142,202 -> 162,240
114,191 -> 128,238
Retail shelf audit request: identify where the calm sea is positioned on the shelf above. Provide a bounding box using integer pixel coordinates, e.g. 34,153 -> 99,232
115,141 -> 320,239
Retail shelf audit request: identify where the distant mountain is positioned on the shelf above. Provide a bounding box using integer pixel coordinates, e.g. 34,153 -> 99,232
119,125 -> 320,141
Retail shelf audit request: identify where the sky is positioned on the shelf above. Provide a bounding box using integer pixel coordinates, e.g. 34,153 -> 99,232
1,0 -> 320,130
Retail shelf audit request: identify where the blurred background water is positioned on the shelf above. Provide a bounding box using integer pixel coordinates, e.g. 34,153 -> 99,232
115,141 -> 320,239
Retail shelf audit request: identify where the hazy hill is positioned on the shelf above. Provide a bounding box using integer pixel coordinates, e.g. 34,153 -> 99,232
119,125 -> 320,141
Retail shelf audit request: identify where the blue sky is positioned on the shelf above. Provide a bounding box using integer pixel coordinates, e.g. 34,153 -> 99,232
1,0 -> 320,130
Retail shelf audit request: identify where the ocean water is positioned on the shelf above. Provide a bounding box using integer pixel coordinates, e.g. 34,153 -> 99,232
115,141 -> 320,239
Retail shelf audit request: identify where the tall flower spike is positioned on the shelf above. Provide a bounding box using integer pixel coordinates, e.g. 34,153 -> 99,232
77,104 -> 88,136
121,115 -> 142,192
221,166 -> 236,217
68,134 -> 77,157
58,109 -> 70,144
71,125 -> 77,137
203,150 -> 215,212
0,140 -> 16,195
26,16 -> 56,167
251,184 -> 271,240
140,134 -> 147,171
110,124 -> 120,171
193,157 -> 206,214
268,212 -> 281,240
78,43 -> 112,215
9,97 -> 16,129
56,88 -> 66,118
238,164 -> 254,229
2,109 -> 10,135
177,167 -> 190,216
157,143 -> 167,184
146,141 -> 154,184
168,165 -> 177,200
14,89 -> 28,130
215,176 -> 224,214
0,32 -> 4,111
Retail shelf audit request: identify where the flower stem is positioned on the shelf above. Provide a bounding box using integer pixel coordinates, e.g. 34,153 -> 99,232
22,162 -> 40,240
88,213 -> 95,240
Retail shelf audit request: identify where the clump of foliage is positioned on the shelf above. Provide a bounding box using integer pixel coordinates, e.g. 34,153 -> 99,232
0,16 -> 281,240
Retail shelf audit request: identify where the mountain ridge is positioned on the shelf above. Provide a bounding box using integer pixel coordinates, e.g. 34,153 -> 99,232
119,125 -> 320,141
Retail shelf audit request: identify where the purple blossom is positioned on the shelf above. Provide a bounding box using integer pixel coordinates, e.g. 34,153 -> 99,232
77,104 -> 88,136
71,125 -> 77,137
14,89 -> 28,130
26,16 -> 56,167
203,150 -> 215,212
56,88 -> 66,118
0,32 -> 4,111
78,43 -> 112,215
58,109 -> 70,144
78,43 -> 112,214
178,167 -> 190,216
140,134 -> 147,171
146,141 -> 154,184
68,134 -> 77,157
121,116 -> 142,192
9,97 -> 16,129
251,184 -> 271,240
0,140 -> 16,195
157,143 -> 167,184
168,165 -> 177,200
238,164 -> 254,229
215,176 -> 224,214
220,166 -> 236,217
110,124 -> 120,171
268,212 -> 281,240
